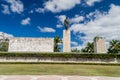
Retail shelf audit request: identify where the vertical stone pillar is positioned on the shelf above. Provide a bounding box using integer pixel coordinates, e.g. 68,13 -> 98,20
94,37 -> 107,53
63,29 -> 71,52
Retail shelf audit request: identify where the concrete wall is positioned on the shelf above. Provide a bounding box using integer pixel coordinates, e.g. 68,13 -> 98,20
8,38 -> 54,52
94,37 -> 107,53
0,57 -> 119,63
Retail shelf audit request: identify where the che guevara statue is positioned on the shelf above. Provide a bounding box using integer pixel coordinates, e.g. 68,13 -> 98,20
64,17 -> 70,30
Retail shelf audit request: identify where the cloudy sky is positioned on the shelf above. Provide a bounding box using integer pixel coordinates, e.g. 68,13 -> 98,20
0,0 -> 120,50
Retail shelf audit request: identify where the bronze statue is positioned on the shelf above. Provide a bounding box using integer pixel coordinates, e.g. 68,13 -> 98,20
64,17 -> 70,30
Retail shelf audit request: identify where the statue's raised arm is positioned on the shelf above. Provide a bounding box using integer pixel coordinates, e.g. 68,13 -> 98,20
64,17 -> 70,30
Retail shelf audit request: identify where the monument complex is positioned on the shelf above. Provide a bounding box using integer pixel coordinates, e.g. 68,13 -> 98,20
7,17 -> 106,53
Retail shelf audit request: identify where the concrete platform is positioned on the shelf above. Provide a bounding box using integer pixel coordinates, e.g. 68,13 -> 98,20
0,75 -> 119,80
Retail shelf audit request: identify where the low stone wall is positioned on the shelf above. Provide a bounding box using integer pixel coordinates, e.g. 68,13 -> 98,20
0,57 -> 119,63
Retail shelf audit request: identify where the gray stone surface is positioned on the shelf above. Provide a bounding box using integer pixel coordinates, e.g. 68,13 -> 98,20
8,38 -> 54,52
0,75 -> 119,80
94,37 -> 107,53
0,57 -> 119,63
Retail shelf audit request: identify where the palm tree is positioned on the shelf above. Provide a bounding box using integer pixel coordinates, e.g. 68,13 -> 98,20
108,39 -> 120,53
54,36 -> 62,52
81,42 -> 94,53
81,48 -> 86,52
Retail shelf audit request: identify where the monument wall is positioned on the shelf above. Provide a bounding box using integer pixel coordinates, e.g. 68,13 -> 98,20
94,37 -> 107,53
8,38 -> 54,52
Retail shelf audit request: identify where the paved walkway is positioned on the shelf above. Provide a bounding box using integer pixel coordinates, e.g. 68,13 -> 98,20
0,75 -> 119,80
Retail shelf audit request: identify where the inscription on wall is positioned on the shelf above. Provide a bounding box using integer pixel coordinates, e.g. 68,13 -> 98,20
8,38 -> 54,52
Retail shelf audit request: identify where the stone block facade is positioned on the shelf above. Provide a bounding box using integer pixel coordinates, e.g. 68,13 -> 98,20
8,38 -> 54,52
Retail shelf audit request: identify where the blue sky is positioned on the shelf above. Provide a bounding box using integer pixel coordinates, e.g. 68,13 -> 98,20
0,0 -> 120,50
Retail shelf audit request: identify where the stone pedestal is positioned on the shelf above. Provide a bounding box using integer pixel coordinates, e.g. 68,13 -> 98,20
63,29 -> 71,52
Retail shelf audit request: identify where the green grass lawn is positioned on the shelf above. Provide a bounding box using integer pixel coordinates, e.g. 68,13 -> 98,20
0,63 -> 120,77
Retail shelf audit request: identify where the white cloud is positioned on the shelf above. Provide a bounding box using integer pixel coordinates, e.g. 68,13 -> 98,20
36,0 -> 102,13
35,8 -> 45,13
56,24 -> 63,28
34,0 -> 101,13
42,0 -> 81,13
37,26 -> 55,33
0,32 -> 14,39
86,0 -> 101,6
71,4 -> 120,48
71,41 -> 78,46
29,10 -> 33,14
1,4 -> 10,14
21,18 -> 31,25
70,15 -> 84,23
56,15 -> 66,24
5,0 -> 24,14
86,10 -> 101,18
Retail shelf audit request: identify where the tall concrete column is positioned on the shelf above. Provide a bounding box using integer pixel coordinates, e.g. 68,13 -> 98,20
94,37 -> 107,53
63,29 -> 71,52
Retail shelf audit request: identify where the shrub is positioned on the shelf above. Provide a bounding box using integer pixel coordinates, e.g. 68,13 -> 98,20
0,52 -> 119,59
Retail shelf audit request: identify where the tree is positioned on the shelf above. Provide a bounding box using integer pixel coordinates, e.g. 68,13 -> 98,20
0,33 -> 9,52
81,42 -> 94,53
108,39 -> 120,53
81,48 -> 87,53
54,36 -> 62,52
71,48 -> 80,52
0,42 -> 9,51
